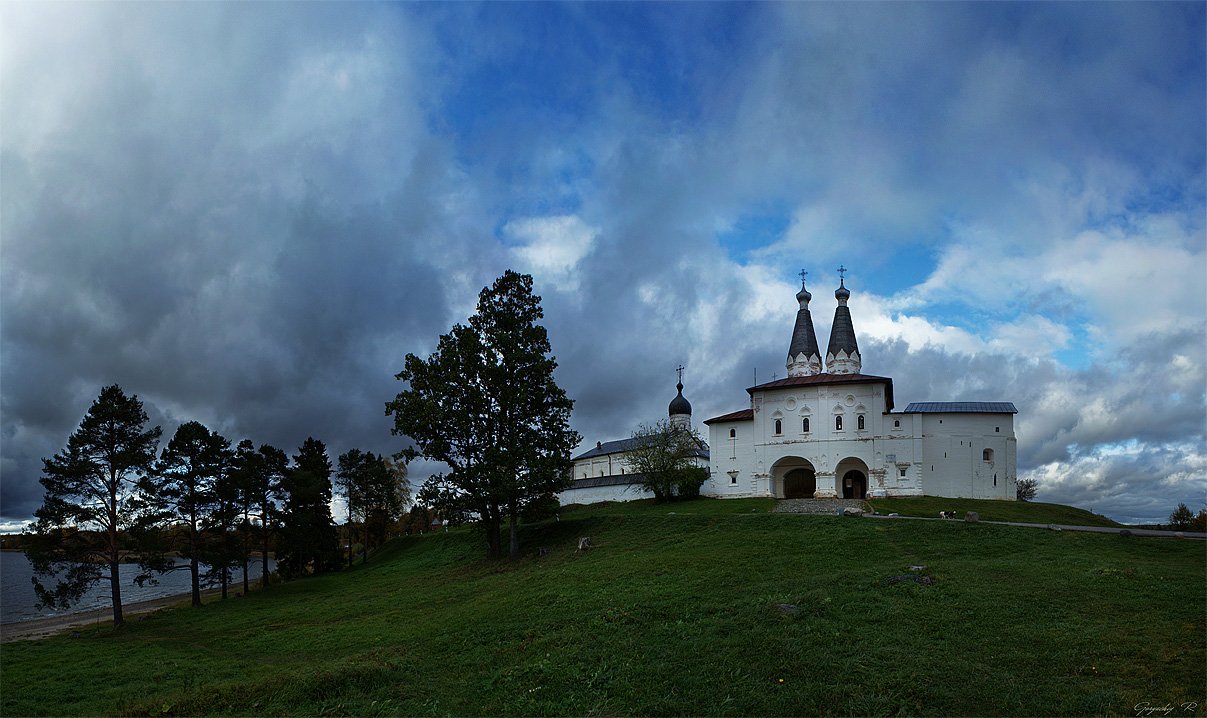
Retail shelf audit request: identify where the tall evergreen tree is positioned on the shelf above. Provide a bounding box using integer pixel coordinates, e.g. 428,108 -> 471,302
226,440 -> 260,594
143,421 -> 231,607
389,271 -> 579,560
23,385 -> 162,627
278,438 -> 340,578
248,443 -> 288,588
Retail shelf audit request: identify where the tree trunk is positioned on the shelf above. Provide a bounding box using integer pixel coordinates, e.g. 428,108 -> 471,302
261,528 -> 270,590
109,560 -> 124,628
508,510 -> 520,561
347,522 -> 354,568
242,555 -> 249,595
220,567 -> 228,600
485,517 -> 502,560
190,554 -> 201,607
108,468 -> 124,627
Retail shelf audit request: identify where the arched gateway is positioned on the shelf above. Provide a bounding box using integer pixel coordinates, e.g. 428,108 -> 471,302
835,457 -> 870,500
772,457 -> 817,499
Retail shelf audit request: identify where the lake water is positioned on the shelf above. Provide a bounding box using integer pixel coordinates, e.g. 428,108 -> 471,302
0,551 -> 274,624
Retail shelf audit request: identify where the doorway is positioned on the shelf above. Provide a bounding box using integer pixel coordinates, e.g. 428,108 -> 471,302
841,470 -> 866,499
783,468 -> 816,499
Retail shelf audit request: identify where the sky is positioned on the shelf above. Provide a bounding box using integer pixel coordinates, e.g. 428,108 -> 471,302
1,2 -> 1204,527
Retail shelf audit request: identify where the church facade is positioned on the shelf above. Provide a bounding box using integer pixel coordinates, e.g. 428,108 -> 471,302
558,272 -> 1017,506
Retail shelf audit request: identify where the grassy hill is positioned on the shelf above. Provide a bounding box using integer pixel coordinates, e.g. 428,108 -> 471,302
865,496 -> 1123,526
2,498 -> 1202,717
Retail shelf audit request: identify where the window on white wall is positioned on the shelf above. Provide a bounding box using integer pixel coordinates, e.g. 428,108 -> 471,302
893,419 -> 900,428
835,415 -> 843,431
899,467 -> 907,477
803,417 -> 810,433
857,414 -> 865,430
774,419 -> 782,435
983,448 -> 994,463
729,428 -> 736,438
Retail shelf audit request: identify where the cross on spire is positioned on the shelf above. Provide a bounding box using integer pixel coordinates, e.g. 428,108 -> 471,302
676,364 -> 684,385
837,265 -> 847,286
799,269 -> 808,285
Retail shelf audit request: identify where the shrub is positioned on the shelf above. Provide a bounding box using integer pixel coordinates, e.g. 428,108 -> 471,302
1168,503 -> 1194,530
1016,477 -> 1038,502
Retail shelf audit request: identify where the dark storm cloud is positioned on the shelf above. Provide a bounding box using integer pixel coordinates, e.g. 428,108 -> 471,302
0,3 -> 495,524
2,2 -> 1203,530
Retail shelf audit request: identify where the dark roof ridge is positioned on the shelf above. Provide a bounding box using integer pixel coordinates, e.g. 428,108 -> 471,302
703,408 -> 755,425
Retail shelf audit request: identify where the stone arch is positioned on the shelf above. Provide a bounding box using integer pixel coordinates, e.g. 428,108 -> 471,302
835,456 -> 870,500
771,456 -> 816,499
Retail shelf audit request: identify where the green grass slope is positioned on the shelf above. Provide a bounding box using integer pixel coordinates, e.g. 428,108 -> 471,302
2,499 -> 1201,717
866,496 -> 1123,527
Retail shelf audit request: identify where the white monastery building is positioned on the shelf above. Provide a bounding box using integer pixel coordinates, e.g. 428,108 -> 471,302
559,270 -> 1017,505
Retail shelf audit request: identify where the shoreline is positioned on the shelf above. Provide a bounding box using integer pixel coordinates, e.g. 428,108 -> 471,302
0,586 -> 235,643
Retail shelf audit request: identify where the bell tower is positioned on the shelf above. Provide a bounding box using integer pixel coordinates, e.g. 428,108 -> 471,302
825,266 -> 861,374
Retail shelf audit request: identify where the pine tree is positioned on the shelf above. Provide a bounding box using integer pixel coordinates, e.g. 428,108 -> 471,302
278,438 -> 340,578
24,385 -> 162,627
143,421 -> 232,607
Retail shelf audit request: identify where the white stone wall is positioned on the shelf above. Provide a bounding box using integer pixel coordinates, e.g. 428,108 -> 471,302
577,383 -> 1017,506
704,382 -> 930,499
557,482 -> 652,505
572,453 -> 637,480
704,418 -> 760,497
563,449 -> 709,506
918,413 -> 1017,499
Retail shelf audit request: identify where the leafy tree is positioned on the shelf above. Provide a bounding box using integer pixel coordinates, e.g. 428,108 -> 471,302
1168,503 -> 1194,530
278,437 -> 340,578
141,421 -> 233,607
23,385 -> 161,627
1016,477 -> 1039,502
337,450 -> 410,565
388,271 -> 579,560
626,419 -> 709,502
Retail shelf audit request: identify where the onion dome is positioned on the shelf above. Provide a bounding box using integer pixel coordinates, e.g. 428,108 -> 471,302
669,382 -> 692,417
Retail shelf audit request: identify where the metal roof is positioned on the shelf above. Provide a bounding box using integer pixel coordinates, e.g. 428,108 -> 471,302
787,307 -> 821,361
564,474 -> 648,490
826,304 -> 859,358
703,408 -> 755,425
903,402 -> 1018,414
572,437 -> 709,461
746,373 -> 895,412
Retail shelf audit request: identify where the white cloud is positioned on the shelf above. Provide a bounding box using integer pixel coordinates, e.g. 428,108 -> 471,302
505,215 -> 599,292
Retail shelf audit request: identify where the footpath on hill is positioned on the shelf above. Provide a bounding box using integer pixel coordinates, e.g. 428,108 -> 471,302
863,513 -> 1207,539
775,498 -> 1206,539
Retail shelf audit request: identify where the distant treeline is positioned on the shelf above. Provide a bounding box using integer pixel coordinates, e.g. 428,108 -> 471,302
24,384 -> 420,628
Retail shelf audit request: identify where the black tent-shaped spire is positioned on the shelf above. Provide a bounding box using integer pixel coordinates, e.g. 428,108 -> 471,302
787,270 -> 822,376
826,267 -> 861,373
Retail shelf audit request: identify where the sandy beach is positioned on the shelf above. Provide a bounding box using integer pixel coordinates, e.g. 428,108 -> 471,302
0,587 -> 229,643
